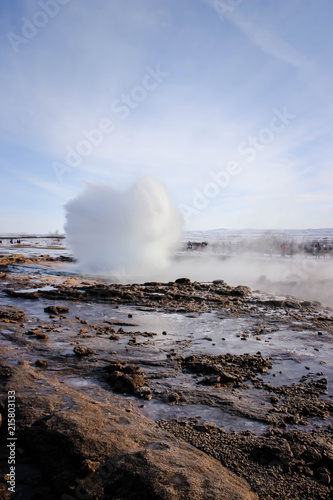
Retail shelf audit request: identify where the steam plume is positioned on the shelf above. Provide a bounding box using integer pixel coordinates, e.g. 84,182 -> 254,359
64,177 -> 183,275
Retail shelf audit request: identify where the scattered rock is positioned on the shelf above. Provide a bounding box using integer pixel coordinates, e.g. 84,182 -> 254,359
175,277 -> 191,284
230,285 -> 252,297
109,333 -> 120,340
79,459 -> 101,475
35,333 -> 49,340
168,392 -> 181,404
44,305 -> 69,315
181,353 -> 273,387
202,371 -> 239,386
137,387 -> 152,400
0,305 -> 25,322
35,360 -> 48,368
105,361 -> 146,394
73,346 -> 95,357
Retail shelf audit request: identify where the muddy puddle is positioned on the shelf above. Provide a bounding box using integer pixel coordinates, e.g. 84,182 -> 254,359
1,286 -> 332,434
139,400 -> 269,434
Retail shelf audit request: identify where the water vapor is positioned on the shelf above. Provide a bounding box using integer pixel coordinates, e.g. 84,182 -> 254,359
64,177 -> 183,275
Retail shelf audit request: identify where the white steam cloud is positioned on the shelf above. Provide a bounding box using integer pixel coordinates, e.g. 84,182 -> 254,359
64,177 -> 183,275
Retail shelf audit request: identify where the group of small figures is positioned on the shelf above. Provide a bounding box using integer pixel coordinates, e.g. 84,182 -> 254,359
187,241 -> 208,251
0,239 -> 22,245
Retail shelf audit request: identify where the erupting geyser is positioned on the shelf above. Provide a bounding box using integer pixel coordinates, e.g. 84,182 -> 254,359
64,176 -> 183,275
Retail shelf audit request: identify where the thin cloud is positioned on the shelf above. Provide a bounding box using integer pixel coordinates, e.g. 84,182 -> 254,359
208,0 -> 314,71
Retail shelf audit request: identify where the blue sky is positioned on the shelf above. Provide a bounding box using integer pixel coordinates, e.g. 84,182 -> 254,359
0,0 -> 332,232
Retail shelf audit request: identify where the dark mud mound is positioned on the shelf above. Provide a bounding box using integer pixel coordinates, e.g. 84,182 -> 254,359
44,305 -> 70,315
180,353 -> 273,387
105,361 -> 147,395
16,280 -> 254,313
0,305 -> 25,323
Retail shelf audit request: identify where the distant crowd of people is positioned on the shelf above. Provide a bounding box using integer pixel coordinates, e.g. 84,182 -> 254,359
0,239 -> 22,245
184,238 -> 333,258
187,241 -> 208,251
302,241 -> 333,258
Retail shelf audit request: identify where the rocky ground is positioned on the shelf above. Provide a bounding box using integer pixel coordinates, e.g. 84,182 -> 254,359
0,253 -> 332,499
158,420 -> 333,500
